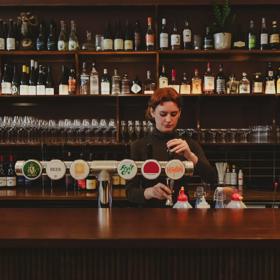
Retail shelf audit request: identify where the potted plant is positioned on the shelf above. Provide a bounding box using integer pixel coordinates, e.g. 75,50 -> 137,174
212,0 -> 235,50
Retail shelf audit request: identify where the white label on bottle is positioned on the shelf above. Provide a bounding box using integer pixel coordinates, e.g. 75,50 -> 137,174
59,84 -> 69,95
265,80 -> 276,94
0,38 -> 5,50
277,78 -> 280,94
233,41 -> 246,48
239,83 -> 250,94
216,79 -> 226,94
7,177 -> 16,187
183,29 -> 191,43
253,82 -> 263,93
131,83 -> 141,94
103,39 -> 113,50
124,40 -> 133,51
160,33 -> 168,49
45,87 -> 54,95
0,177 -> 6,187
192,80 -> 202,94
204,76 -> 215,91
68,40 -> 78,50
114,39 -> 124,50
230,172 -> 237,186
180,84 -> 191,94
1,82 -> 12,94
90,77 -> 99,95
169,84 -> 180,92
159,77 -> 168,88
270,34 -> 280,44
11,84 -> 18,95
20,85 -> 29,95
86,178 -> 97,190
6,38 -> 15,50
260,33 -> 268,45
28,85 -> 36,95
36,85 -> 46,95
101,82 -> 110,95
57,40 -> 67,51
171,34 -> 181,47
146,34 -> 154,47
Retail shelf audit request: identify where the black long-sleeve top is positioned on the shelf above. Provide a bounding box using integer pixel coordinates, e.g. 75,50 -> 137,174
126,129 -> 218,207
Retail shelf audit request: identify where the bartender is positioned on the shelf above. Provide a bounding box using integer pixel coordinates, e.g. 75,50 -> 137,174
126,87 -> 218,207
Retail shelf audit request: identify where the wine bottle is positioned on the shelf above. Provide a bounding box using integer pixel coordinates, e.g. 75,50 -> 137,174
114,20 -> 124,51
134,20 -> 141,51
124,20 -> 133,51
45,66 -> 54,95
68,20 -> 79,50
59,65 -> 69,95
28,59 -> 37,95
6,19 -> 16,51
1,64 -> 12,95
36,22 -> 46,51
0,19 -> 5,50
6,154 -> 16,188
19,64 -> 29,95
57,20 -> 68,51
11,64 -> 20,95
68,67 -> 76,95
145,17 -> 154,50
0,154 -> 7,188
160,18 -> 169,50
103,22 -> 113,51
47,22 -> 57,51
36,65 -> 46,95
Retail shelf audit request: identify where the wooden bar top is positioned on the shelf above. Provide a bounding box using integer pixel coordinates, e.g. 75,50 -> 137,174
0,208 -> 280,248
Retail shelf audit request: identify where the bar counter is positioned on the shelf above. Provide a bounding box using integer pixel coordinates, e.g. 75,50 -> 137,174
0,208 -> 280,279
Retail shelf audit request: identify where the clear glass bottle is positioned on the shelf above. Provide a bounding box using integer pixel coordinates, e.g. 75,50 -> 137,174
226,74 -> 239,94
57,20 -> 68,51
68,20 -> 79,51
100,68 -> 111,95
80,62 -> 90,95
191,68 -> 202,94
111,68 -> 121,95
81,31 -> 95,51
121,74 -> 130,95
239,72 -> 250,94
90,62 -> 99,95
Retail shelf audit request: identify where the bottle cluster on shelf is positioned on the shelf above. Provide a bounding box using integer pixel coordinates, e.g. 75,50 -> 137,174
0,154 -> 16,188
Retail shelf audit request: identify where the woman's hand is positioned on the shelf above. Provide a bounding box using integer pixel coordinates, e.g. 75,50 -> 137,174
166,138 -> 198,165
144,183 -> 172,201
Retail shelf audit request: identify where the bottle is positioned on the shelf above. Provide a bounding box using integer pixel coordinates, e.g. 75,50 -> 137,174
226,74 -> 239,94
45,66 -> 54,95
103,22 -> 113,51
1,64 -> 12,95
100,68 -> 110,95
183,20 -> 192,49
260,17 -> 269,50
233,23 -> 246,49
159,64 -> 168,88
134,20 -> 141,51
230,164 -> 237,186
159,18 -> 169,50
145,17 -> 154,51
47,22 -> 57,51
36,65 -> 46,95
203,62 -> 215,94
143,70 -> 156,94
169,68 -> 180,92
238,169 -> 244,194
252,72 -> 263,94
0,155 -> 6,188
269,20 -> 280,50
114,20 -> 124,51
121,74 -> 130,95
203,26 -> 213,50
131,76 -> 142,94
79,62 -> 90,95
224,164 -> 231,185
216,64 -> 226,94
68,67 -> 76,95
6,19 -> 16,51
59,65 -> 69,95
111,68 -> 121,95
81,30 -> 94,51
170,22 -> 181,50
0,19 -> 5,50
57,20 -> 68,51
124,20 -> 133,51
85,153 -> 97,191
68,20 -> 79,50
90,62 -> 99,95
11,64 -> 20,95
191,68 -> 202,94
248,20 -> 256,50
276,67 -> 280,94
180,72 -> 191,94
265,62 -> 276,94
19,65 -> 29,95
36,22 -> 46,51
28,60 -> 37,95
6,155 -> 16,188
239,72 -> 250,94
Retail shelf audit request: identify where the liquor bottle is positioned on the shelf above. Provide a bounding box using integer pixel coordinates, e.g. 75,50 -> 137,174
28,59 -> 37,95
248,20 -> 256,50
81,30 -> 94,51
90,62 -> 99,95
226,74 -> 239,94
6,155 -> 16,188
114,20 -> 124,51
143,70 -> 156,94
233,24 -> 246,49
269,20 -> 280,50
111,68 -> 121,95
159,18 -> 169,50
1,64 -> 12,95
191,68 -> 202,94
86,153 -> 97,191
239,72 -> 250,94
131,76 -> 142,94
134,20 -> 141,51
252,72 -> 263,94
159,64 -> 168,88
80,62 -> 90,95
203,26 -> 213,50
59,65 -> 69,95
11,64 -> 20,95
203,62 -> 215,94
169,68 -> 180,92
170,22 -> 180,50
183,20 -> 192,49
19,65 -> 29,95
276,66 -> 280,94
124,20 -> 133,51
103,22 -> 113,51
36,65 -> 46,95
6,19 -> 16,51
0,154 -> 6,188
68,20 -> 79,51
260,17 -> 269,50
180,73 -> 191,94
145,17 -> 155,51
36,22 -> 46,50
264,62 -> 276,94
68,67 -> 76,95
47,22 -> 57,51
100,68 -> 111,95
0,19 -> 5,50
20,20 -> 34,50
45,66 -> 54,95
121,74 -> 130,95
216,64 -> 226,94
57,20 -> 68,51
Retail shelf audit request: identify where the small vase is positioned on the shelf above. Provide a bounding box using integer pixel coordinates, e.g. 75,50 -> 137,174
213,32 -> 232,50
